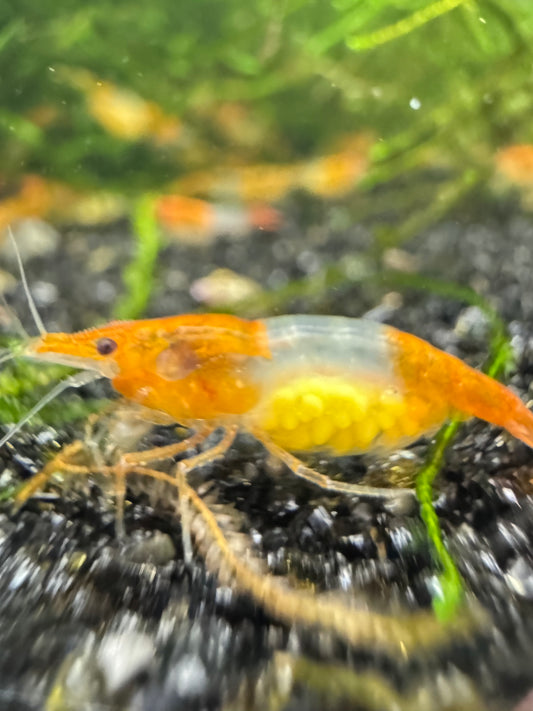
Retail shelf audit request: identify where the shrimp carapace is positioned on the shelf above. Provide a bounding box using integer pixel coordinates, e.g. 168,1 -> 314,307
26,313 -> 270,422
19,314 -> 533,456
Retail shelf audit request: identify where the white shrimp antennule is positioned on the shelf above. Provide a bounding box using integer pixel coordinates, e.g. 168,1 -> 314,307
8,226 -> 47,336
0,370 -> 102,448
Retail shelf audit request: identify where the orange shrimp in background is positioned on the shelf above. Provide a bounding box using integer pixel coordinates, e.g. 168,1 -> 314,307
59,67 -> 183,145
495,144 -> 533,209
0,179 -> 279,250
155,194 -> 281,244
495,144 -> 533,186
171,133 -> 371,202
2,302 -> 533,517
0,176 -> 59,232
0,175 -> 128,235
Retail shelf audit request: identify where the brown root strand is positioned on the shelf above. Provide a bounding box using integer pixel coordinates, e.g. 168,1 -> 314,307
178,472 -> 488,659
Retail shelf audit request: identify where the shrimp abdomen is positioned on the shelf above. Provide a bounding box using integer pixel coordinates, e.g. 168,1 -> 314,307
388,328 -> 533,449
250,316 -> 533,455
251,316 -> 452,454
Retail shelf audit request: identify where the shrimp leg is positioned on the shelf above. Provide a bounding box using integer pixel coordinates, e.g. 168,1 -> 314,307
170,425 -> 237,559
14,427 -> 237,538
132,426 -> 237,557
14,429 -> 208,504
13,440 -> 89,508
110,429 -> 211,537
254,432 -> 417,513
14,428 -> 212,538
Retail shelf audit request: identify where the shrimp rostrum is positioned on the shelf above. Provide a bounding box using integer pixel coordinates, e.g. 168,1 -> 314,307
2,310 -> 533,516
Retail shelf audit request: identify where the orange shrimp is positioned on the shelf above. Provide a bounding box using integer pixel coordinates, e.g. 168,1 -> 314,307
171,134 -> 370,202
155,194 -> 281,244
2,307 -> 533,515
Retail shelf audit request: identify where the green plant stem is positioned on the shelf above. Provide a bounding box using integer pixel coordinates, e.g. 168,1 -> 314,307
415,313 -> 512,621
114,194 -> 161,320
348,0 -> 470,51
416,419 -> 463,620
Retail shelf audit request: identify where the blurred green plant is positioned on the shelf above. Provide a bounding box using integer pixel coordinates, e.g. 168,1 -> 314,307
348,0 -> 469,51
1,0 -> 533,202
0,342 -> 103,427
113,194 -> 162,320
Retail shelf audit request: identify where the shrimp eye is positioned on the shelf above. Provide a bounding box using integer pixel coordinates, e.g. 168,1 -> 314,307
96,337 -> 117,356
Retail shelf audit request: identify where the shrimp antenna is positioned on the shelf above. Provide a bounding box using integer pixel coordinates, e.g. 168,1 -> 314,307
8,226 -> 47,336
0,370 -> 102,448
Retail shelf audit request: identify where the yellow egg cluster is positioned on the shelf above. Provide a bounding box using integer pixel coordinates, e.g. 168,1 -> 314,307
255,374 -> 433,455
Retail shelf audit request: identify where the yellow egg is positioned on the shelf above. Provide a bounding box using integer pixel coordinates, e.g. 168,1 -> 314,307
298,392 -> 324,422
381,422 -> 405,447
352,417 -> 379,450
272,388 -> 295,418
400,416 -> 424,439
332,407 -> 352,429
311,417 -> 335,447
375,405 -> 398,432
281,410 -> 299,431
329,427 -> 357,455
346,388 -> 371,423
288,425 -> 313,451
